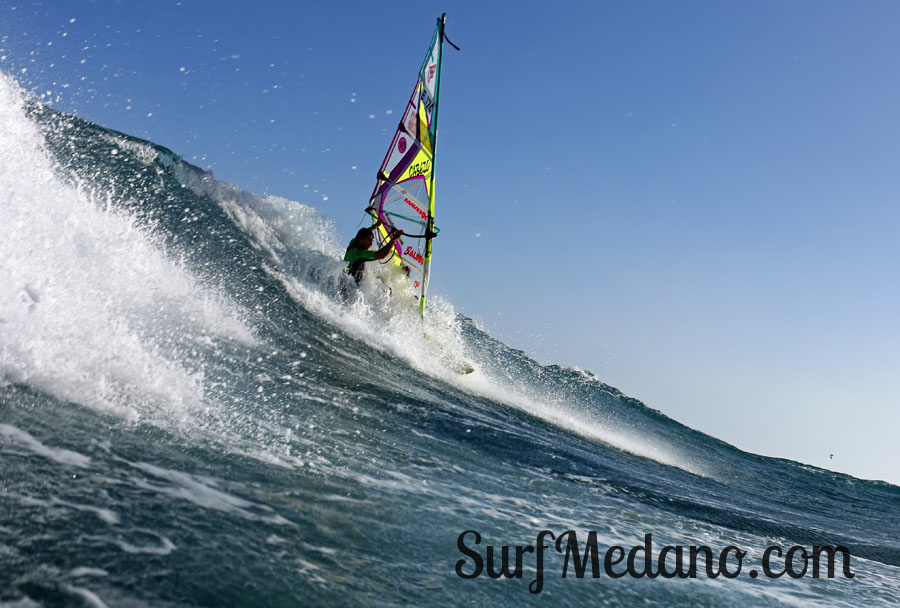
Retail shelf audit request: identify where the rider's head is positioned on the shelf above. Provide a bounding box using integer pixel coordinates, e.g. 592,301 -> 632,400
355,228 -> 375,248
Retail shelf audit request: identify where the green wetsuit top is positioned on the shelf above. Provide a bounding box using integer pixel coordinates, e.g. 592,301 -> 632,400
344,241 -> 378,284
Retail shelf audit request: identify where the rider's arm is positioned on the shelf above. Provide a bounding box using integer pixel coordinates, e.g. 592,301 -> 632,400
375,230 -> 404,260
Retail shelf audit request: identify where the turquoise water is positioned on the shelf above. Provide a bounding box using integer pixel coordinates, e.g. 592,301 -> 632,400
1,73 -> 899,606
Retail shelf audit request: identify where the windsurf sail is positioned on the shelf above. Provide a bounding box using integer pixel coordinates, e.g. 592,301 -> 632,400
367,14 -> 454,317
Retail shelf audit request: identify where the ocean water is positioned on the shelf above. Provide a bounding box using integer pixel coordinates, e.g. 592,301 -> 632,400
1,72 -> 899,607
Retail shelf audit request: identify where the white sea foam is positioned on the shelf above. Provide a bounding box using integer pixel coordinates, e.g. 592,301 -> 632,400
61,585 -> 109,608
450,369 -> 709,476
0,599 -> 44,608
128,460 -> 291,525
0,424 -> 91,467
68,567 -> 110,578
0,73 -> 255,423
15,494 -> 119,525
108,530 -> 176,556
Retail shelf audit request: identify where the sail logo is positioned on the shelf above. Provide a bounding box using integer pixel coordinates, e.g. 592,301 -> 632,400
405,246 -> 425,265
398,137 -> 407,153
421,89 -> 434,116
428,64 -> 436,82
407,159 -> 431,179
404,196 -> 427,220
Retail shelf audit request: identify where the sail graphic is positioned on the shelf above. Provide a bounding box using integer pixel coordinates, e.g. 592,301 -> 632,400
368,14 -> 450,317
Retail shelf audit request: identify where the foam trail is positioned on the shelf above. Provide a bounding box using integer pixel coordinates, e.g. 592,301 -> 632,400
457,372 -> 706,476
210,185 -> 707,475
0,424 -> 91,467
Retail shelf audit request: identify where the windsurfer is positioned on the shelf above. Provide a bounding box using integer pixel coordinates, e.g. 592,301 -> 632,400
344,218 -> 404,285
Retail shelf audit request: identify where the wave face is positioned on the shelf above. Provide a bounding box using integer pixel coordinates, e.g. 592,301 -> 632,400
2,73 -> 899,606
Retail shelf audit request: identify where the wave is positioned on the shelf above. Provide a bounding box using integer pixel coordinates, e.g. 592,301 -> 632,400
2,70 -> 716,476
2,69 -> 899,607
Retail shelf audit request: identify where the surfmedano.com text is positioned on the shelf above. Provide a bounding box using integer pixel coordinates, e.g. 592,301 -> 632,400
455,530 -> 855,594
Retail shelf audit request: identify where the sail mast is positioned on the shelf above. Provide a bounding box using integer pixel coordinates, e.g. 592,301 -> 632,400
419,13 -> 446,317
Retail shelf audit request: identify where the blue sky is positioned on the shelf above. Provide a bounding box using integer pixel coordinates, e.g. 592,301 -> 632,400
4,1 -> 900,484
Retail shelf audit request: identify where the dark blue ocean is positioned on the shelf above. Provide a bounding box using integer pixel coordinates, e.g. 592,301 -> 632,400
1,73 -> 898,607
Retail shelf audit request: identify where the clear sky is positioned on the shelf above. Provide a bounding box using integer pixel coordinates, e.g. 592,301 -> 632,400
3,0 -> 899,485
